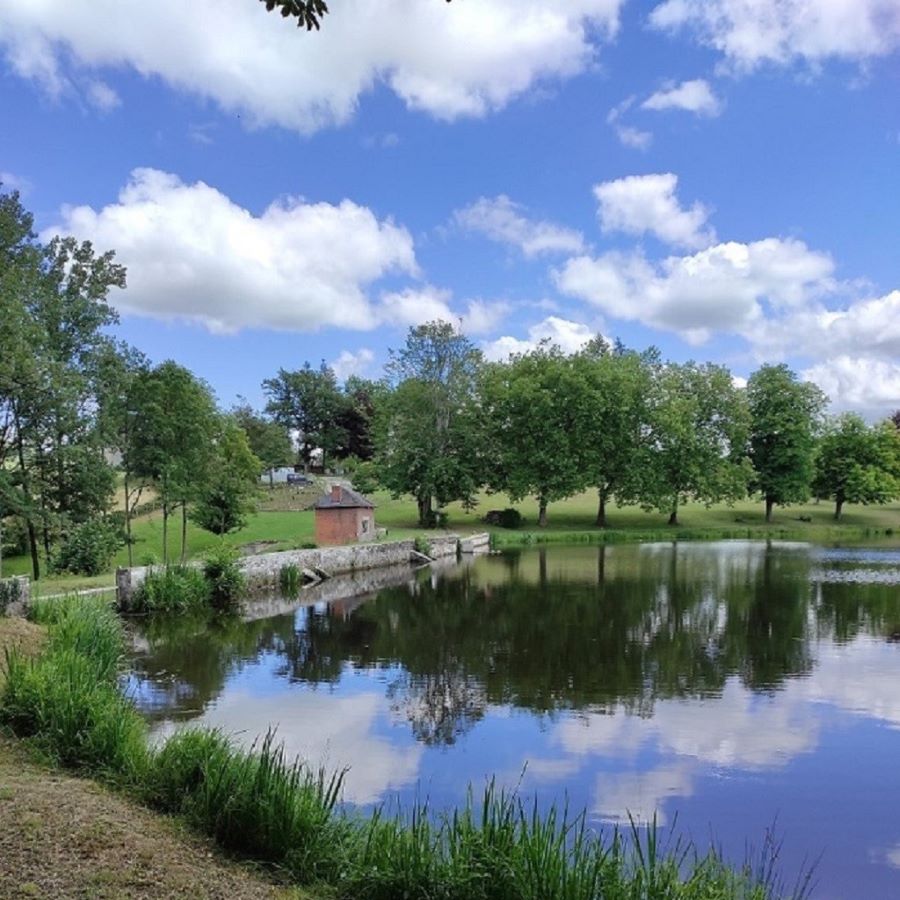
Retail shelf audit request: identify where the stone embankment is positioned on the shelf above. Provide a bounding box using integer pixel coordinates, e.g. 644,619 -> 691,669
115,534 -> 489,609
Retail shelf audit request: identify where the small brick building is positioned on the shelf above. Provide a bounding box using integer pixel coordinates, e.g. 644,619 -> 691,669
314,485 -> 376,546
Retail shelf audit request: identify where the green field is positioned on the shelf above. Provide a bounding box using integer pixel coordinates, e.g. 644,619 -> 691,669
4,488 -> 899,594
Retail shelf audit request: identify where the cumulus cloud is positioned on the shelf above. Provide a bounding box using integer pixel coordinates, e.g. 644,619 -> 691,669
46,168 -> 417,334
85,78 -> 120,112
650,0 -> 900,71
593,173 -> 715,249
642,78 -> 722,116
378,285 -> 509,335
482,315 -> 598,361
555,238 -> 835,343
802,357 -> 900,418
0,0 -> 624,131
331,348 -> 375,381
453,195 -> 585,257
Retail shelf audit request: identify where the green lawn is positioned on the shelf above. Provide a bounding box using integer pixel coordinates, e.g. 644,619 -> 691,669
3,489 -> 898,594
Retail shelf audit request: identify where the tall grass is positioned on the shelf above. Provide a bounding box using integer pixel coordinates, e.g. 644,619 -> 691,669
0,594 -> 812,900
129,565 -> 210,613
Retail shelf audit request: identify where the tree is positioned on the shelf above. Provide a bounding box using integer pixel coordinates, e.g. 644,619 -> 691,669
263,362 -> 346,471
261,0 -> 452,31
627,362 -> 750,526
334,376 -> 383,462
131,362 -> 219,563
813,414 -> 900,520
574,340 -> 653,527
376,322 -> 483,526
747,364 -> 827,523
192,418 -> 261,535
481,347 -> 590,527
232,402 -> 292,488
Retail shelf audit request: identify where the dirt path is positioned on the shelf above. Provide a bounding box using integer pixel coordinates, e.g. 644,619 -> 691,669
0,619 -> 316,900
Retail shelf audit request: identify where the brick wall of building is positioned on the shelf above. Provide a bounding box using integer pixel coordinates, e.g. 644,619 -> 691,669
315,507 -> 376,545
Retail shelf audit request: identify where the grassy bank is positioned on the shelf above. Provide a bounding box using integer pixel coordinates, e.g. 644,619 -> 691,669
5,489 -> 896,596
0,597 -> 812,900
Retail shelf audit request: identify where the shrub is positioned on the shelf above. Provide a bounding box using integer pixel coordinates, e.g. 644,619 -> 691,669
413,536 -> 433,557
1,515 -> 29,559
130,566 -> 210,613
203,545 -> 245,611
483,508 -> 524,529
51,519 -> 123,576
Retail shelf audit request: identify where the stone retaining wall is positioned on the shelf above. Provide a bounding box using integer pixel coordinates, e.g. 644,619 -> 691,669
0,575 -> 31,617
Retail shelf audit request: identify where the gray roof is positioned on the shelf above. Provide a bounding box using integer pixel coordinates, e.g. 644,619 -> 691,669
313,486 -> 376,510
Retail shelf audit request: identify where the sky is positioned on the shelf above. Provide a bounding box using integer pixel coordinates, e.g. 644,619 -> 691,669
1,0 -> 899,416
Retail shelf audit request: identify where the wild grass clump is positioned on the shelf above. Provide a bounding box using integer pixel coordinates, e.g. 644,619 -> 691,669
130,565 -> 211,613
2,594 -> 148,780
146,728 -> 347,883
202,545 -> 245,611
280,563 -> 302,595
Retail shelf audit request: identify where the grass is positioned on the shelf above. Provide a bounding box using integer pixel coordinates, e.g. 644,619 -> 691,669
5,487 -> 897,596
0,594 -> 812,900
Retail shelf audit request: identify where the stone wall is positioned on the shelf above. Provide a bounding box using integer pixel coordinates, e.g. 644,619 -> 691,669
0,575 -> 31,617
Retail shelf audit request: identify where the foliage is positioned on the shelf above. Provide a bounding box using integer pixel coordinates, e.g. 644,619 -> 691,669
484,508 -> 524,529
279,563 -> 302,595
51,519 -> 123,576
413,536 -> 433,557
191,417 -> 261,536
346,458 -> 380,495
813,414 -> 900,519
260,0 -> 330,30
264,361 -> 347,470
626,361 -> 751,526
376,322 -> 484,526
202,544 -> 246,611
129,565 -> 211,614
232,401 -> 292,482
481,347 -> 591,527
747,364 -> 827,522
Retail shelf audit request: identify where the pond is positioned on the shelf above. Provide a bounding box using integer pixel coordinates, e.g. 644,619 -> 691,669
126,541 -> 900,899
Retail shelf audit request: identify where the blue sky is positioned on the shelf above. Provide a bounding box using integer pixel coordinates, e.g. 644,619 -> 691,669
1,0 -> 899,415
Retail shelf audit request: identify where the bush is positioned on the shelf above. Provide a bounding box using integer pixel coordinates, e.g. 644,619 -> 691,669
483,508 -> 524,529
280,563 -> 301,595
51,519 -> 123,576
1,515 -> 29,559
203,545 -> 245,611
350,460 -> 379,495
130,566 -> 210,613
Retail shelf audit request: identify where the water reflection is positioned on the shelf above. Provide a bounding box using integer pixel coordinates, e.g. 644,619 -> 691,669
127,541 -> 900,899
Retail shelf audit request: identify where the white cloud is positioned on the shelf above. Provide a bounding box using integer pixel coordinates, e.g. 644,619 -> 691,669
85,78 -> 120,111
802,357 -> 900,418
46,168 -> 417,334
593,173 -> 715,249
642,78 -> 722,116
378,285 -> 509,335
331,348 -> 375,381
650,0 -> 900,71
0,170 -> 32,194
454,195 -> 585,257
555,238 -> 835,343
606,96 -> 653,150
0,0 -> 624,131
482,315 -> 598,361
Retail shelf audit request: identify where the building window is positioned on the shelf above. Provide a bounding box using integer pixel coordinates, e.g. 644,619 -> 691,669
361,518 -> 369,533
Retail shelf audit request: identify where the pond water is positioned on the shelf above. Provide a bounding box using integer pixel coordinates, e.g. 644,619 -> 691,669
126,541 -> 900,899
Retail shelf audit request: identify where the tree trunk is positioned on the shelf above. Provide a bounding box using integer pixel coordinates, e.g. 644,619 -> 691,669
13,410 -> 40,580
268,470 -> 274,490
765,496 -> 774,523
834,495 -> 844,521
162,504 -> 169,566
595,489 -> 608,528
181,504 -> 188,563
27,519 -> 40,581
668,502 -> 678,526
538,497 -> 548,528
417,494 -> 433,528
124,474 -> 133,567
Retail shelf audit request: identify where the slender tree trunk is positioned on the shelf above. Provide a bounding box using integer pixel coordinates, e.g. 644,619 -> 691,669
124,473 -> 133,567
181,503 -> 188,563
834,495 -> 844,521
595,488 -> 608,528
162,503 -> 169,566
538,497 -> 548,528
668,501 -> 679,526
269,470 -> 274,490
26,519 -> 40,581
765,496 -> 774,523
13,411 -> 40,580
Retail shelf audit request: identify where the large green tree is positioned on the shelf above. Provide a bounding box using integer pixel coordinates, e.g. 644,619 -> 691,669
813,414 -> 900,520
376,322 -> 483,526
574,339 -> 653,528
747,364 -> 827,523
232,402 -> 292,488
481,346 -> 590,527
263,362 -> 346,471
627,362 -> 750,526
